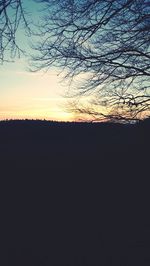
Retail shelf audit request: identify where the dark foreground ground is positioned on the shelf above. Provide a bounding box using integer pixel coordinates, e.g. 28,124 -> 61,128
0,119 -> 150,266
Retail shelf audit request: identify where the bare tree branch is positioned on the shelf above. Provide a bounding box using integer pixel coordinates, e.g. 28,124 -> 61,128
0,0 -> 30,63
32,0 -> 150,121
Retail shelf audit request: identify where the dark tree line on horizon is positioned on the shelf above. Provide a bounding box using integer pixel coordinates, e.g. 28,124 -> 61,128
0,0 -> 150,122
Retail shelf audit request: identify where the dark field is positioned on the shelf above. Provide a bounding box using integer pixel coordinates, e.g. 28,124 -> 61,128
0,119 -> 150,266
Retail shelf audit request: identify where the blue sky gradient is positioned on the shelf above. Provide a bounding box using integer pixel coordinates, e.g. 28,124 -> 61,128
0,1 -> 74,121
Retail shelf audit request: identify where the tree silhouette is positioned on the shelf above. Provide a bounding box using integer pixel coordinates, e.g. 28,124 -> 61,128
33,0 -> 150,121
0,0 -> 29,63
0,0 -> 150,120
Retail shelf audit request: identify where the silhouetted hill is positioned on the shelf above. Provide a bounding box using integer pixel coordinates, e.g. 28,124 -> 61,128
1,119 -> 150,266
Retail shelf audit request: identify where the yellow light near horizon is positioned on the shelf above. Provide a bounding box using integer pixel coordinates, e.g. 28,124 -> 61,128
0,106 -> 74,121
0,64 -> 75,121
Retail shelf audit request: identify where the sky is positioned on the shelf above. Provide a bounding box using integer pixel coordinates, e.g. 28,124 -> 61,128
0,0 -> 75,122
0,59 -> 75,121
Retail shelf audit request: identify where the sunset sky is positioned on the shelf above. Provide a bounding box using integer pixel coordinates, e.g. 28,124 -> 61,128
0,0 -> 76,122
0,59 -> 75,121
1,1 -> 149,122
